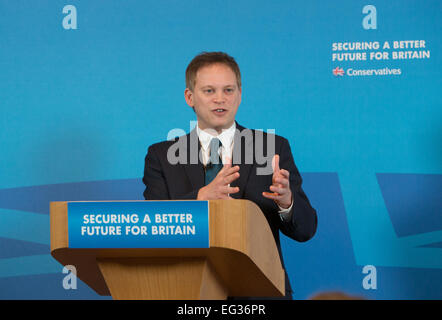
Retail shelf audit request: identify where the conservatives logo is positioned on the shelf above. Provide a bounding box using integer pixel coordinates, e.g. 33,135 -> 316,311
333,67 -> 402,77
333,67 -> 345,76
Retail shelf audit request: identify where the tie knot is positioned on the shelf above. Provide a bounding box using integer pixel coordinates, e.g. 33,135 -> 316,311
209,138 -> 222,165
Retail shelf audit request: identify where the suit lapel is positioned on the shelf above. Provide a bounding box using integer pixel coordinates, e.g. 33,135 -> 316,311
183,128 -> 205,191
183,123 -> 254,198
230,123 -> 254,199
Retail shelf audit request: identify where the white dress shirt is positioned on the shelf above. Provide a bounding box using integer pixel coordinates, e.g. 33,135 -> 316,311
196,122 -> 293,219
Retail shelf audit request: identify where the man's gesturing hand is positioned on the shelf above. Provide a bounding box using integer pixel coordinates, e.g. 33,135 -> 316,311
197,160 -> 240,200
262,154 -> 292,209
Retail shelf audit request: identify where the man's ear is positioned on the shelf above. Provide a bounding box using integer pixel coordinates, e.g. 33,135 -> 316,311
184,88 -> 194,108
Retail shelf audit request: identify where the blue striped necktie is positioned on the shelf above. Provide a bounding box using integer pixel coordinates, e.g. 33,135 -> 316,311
204,138 -> 223,185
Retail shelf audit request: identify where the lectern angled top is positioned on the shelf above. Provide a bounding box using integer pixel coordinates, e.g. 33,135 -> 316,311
50,199 -> 285,300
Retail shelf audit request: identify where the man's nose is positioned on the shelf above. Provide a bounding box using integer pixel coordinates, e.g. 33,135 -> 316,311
213,91 -> 226,104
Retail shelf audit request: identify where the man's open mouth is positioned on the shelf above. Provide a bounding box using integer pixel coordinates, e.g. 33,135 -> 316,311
213,108 -> 227,114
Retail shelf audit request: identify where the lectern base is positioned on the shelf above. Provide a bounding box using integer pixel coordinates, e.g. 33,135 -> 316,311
97,257 -> 228,300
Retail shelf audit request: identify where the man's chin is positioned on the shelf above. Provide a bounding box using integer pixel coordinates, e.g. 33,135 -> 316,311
197,116 -> 235,133
212,120 -> 234,132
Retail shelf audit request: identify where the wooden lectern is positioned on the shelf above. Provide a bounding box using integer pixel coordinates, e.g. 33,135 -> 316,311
50,199 -> 285,300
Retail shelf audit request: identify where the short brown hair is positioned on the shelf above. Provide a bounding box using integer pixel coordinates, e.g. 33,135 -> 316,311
185,52 -> 241,91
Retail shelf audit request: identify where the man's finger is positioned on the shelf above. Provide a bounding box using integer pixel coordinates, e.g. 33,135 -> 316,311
225,186 -> 240,194
221,156 -> 233,170
220,162 -> 232,171
262,191 -> 281,200
219,163 -> 238,176
279,169 -> 290,179
223,171 -> 240,185
222,165 -> 240,176
274,177 -> 289,187
270,185 -> 287,195
272,154 -> 280,173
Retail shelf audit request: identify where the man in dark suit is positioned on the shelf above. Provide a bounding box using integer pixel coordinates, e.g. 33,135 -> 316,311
143,52 -> 317,299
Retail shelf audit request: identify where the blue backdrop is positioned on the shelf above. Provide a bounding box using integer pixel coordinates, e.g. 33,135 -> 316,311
0,0 -> 441,299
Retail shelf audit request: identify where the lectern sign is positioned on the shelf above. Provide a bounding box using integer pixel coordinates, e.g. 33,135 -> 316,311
67,201 -> 209,248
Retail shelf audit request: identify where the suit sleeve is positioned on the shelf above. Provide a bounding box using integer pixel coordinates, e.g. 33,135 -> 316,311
142,145 -> 171,200
143,144 -> 201,200
277,138 -> 318,242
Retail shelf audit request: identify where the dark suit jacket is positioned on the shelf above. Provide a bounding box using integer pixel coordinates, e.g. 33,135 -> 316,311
142,123 -> 317,299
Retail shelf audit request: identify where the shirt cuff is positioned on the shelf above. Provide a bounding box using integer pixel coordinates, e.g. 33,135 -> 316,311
278,198 -> 294,222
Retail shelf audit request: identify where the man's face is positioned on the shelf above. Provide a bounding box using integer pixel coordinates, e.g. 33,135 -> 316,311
185,63 -> 241,133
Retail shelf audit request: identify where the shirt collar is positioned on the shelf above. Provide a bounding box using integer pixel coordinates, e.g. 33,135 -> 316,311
196,122 -> 236,151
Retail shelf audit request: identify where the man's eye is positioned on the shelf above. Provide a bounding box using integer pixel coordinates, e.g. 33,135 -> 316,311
225,88 -> 234,93
205,89 -> 213,94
